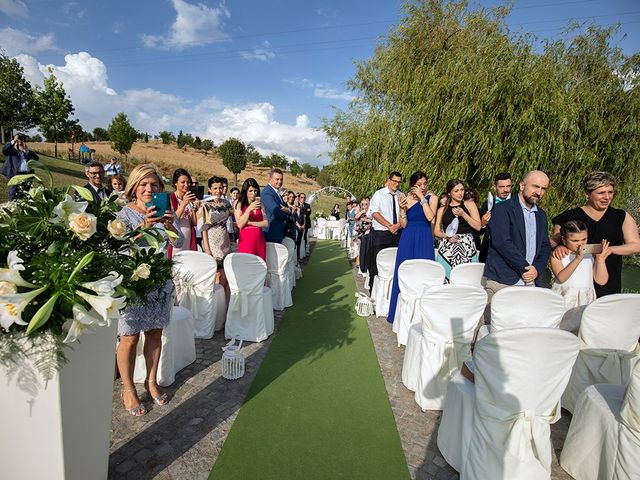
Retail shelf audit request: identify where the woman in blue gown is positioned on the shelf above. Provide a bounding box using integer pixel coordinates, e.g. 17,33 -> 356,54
387,171 -> 438,324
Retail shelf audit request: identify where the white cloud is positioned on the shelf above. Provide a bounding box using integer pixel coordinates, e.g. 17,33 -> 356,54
313,87 -> 354,102
239,41 -> 275,62
0,0 -> 28,18
285,77 -> 354,102
0,28 -> 58,56
14,52 -> 330,166
112,22 -> 123,34
141,0 -> 230,50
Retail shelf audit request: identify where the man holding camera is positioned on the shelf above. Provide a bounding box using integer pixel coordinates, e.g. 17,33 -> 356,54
2,134 -> 39,200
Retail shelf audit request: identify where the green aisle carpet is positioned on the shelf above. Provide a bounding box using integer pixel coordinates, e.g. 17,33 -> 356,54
209,241 -> 409,480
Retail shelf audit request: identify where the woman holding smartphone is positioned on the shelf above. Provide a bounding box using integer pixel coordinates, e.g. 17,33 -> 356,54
116,164 -> 184,416
168,168 -> 199,257
235,177 -> 268,261
199,176 -> 232,288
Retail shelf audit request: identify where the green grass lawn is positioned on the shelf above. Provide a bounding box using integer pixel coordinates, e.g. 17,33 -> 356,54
0,153 -> 88,201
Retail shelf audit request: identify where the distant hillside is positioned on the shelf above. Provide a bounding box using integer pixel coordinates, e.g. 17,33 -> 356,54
36,140 -> 321,193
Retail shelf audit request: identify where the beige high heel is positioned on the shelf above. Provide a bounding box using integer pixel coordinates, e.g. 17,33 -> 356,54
144,379 -> 168,406
121,387 -> 147,416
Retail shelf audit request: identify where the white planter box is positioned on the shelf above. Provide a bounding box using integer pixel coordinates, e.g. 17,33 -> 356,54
1,321 -> 117,480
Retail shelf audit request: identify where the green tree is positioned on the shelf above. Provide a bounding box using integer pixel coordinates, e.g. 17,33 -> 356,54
193,135 -> 202,149
245,144 -> 263,164
108,112 -> 138,158
159,130 -> 175,144
317,165 -> 334,187
34,70 -> 75,157
92,127 -> 109,141
144,132 -> 149,143
176,130 -> 184,148
0,52 -> 37,142
201,138 -> 214,154
323,0 -> 640,218
218,138 -> 247,186
290,160 -> 302,176
302,162 -> 320,179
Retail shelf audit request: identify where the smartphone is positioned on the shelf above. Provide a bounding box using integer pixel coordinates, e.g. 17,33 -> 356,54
188,185 -> 205,200
145,192 -> 169,218
581,244 -> 603,254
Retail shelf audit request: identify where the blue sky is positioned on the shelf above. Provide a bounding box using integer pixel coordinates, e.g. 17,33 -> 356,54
1,0 -> 638,165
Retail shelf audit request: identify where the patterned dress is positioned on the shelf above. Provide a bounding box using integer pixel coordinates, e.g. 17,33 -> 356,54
116,206 -> 184,336
198,199 -> 232,267
437,203 -> 478,279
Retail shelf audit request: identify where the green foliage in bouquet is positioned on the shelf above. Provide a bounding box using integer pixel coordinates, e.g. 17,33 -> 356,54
0,162 -> 174,379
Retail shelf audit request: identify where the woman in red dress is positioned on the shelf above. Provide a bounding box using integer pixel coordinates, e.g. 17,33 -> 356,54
235,177 -> 268,260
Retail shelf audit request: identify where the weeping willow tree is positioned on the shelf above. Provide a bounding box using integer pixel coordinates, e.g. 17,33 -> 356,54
323,0 -> 640,218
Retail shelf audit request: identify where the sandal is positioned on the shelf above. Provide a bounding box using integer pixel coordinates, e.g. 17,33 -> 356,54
144,379 -> 169,406
121,387 -> 147,416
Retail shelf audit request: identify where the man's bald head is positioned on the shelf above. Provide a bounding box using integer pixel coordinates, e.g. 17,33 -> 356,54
519,170 -> 549,208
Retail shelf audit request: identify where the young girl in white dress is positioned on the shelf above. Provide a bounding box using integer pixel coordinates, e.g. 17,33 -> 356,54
550,220 -> 612,333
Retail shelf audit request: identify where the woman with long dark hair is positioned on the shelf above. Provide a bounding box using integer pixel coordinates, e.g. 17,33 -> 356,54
235,177 -> 268,260
168,167 -> 199,257
387,171 -> 438,324
434,178 -> 481,279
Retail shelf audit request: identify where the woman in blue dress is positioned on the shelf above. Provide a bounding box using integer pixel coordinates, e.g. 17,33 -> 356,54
387,171 -> 438,324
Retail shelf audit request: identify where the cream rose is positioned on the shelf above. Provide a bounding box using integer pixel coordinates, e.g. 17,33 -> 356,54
68,212 -> 97,241
131,263 -> 151,281
107,219 -> 127,240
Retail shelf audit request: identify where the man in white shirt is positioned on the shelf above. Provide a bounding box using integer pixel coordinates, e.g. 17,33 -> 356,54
367,171 -> 403,289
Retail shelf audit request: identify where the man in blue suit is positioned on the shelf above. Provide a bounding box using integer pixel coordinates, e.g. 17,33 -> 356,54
262,168 -> 290,243
484,170 -> 551,297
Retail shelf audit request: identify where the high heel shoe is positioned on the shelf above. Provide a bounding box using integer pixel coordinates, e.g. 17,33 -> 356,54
144,379 -> 169,406
121,387 -> 147,416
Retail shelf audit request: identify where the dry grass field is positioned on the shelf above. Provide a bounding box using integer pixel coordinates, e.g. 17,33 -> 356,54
37,141 -> 320,193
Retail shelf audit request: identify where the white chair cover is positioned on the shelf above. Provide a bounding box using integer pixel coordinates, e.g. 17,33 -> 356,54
560,361 -> 640,480
265,242 -> 293,311
477,286 -> 566,340
315,218 -> 327,239
173,251 -> 226,338
439,327 -> 579,478
371,247 -> 398,317
224,253 -> 275,342
449,262 -> 485,286
402,285 -> 487,410
281,237 -> 297,288
133,306 -> 197,387
392,260 -> 445,346
562,293 -> 640,413
298,234 -> 307,261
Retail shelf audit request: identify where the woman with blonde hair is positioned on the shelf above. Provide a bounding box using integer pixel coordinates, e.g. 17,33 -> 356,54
116,164 -> 184,416
552,171 -> 640,296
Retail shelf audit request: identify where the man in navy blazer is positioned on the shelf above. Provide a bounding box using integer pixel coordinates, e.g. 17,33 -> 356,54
262,168 -> 290,243
484,170 -> 551,294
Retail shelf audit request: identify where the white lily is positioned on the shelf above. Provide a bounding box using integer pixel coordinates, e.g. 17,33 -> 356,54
0,286 -> 48,330
62,304 -> 101,343
0,281 -> 17,295
76,290 -> 126,326
79,271 -> 123,296
51,194 -> 88,224
0,251 -> 36,288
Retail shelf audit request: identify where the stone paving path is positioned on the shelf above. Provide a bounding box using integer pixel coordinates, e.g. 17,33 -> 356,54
108,243 -> 575,479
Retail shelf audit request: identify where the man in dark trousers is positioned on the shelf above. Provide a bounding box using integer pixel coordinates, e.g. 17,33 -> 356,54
299,192 -> 312,256
478,172 -> 512,262
367,171 -> 403,290
2,134 -> 39,200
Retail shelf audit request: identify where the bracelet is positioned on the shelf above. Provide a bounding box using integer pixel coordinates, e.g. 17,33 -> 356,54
400,214 -> 407,219
420,199 -> 426,205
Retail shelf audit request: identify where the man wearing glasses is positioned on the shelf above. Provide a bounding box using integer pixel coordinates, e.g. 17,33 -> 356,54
84,161 -> 107,203
366,171 -> 403,289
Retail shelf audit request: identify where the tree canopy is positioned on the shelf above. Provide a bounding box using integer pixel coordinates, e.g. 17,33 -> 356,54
218,138 -> 247,186
108,112 -> 138,157
34,70 -> 75,157
322,0 -> 640,218
0,52 -> 36,141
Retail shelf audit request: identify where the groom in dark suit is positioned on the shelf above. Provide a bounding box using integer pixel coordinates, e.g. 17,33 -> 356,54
484,170 -> 551,296
262,168 -> 290,243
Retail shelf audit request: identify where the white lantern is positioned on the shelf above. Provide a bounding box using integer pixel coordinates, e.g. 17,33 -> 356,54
355,293 -> 374,317
221,336 -> 245,380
